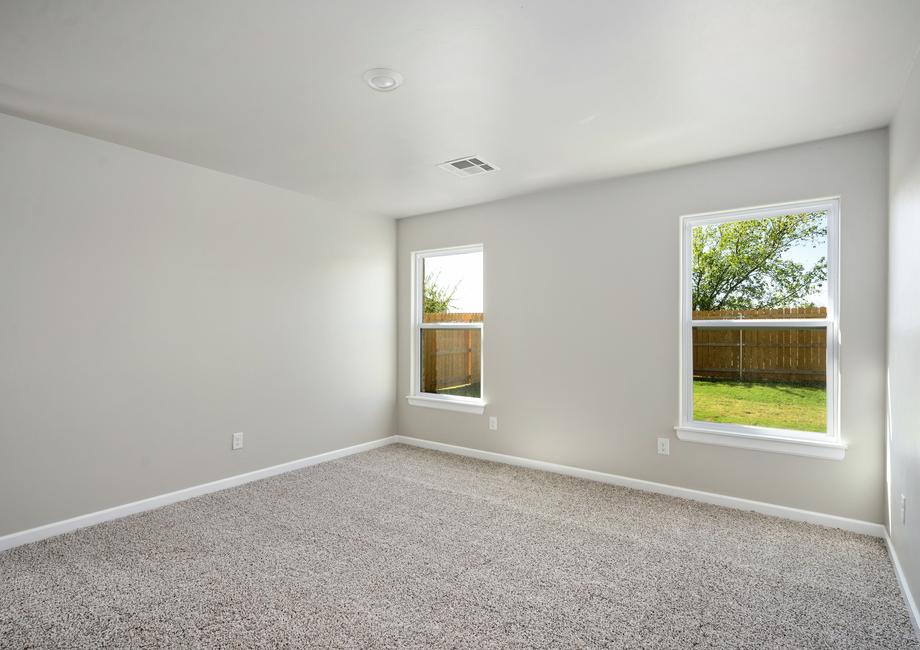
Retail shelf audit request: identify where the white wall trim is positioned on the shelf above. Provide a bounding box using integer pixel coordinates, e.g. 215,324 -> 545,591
675,426 -> 847,460
406,394 -> 486,414
885,532 -> 920,640
0,436 -> 396,553
393,435 -> 885,537
1,433 -> 891,557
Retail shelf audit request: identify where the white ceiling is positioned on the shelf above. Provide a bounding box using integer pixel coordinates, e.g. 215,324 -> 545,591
2,1 -> 919,218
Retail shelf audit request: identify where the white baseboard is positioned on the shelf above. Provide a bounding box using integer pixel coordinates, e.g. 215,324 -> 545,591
0,435 -> 396,552
3,431 -> 913,641
885,531 -> 920,640
0,433 -> 889,555
392,435 -> 886,537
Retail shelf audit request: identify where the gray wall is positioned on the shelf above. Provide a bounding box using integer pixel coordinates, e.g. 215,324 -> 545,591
397,129 -> 889,523
0,114 -> 396,536
888,59 -> 920,608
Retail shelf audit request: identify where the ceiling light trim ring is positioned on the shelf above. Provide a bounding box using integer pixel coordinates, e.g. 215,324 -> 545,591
363,68 -> 403,92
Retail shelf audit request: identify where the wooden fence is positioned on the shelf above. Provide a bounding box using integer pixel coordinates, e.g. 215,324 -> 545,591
420,307 -> 827,390
693,307 -> 827,384
693,306 -> 827,320
421,312 -> 482,394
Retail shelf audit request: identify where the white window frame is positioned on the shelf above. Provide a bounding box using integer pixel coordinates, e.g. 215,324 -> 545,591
407,244 -> 486,414
675,198 -> 846,460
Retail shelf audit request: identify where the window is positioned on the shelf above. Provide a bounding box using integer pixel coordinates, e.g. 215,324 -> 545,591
676,199 -> 845,460
408,245 -> 485,414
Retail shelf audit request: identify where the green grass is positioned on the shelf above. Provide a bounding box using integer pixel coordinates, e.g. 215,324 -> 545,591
436,383 -> 481,398
693,379 -> 826,432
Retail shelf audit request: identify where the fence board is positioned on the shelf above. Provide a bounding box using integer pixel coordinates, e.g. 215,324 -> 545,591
423,312 -> 484,323
693,306 -> 826,320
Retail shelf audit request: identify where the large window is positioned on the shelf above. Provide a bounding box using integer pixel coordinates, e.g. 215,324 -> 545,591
408,245 -> 485,414
676,199 -> 844,459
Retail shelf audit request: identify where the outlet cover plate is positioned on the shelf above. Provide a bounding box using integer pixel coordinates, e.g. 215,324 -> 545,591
657,437 -> 670,455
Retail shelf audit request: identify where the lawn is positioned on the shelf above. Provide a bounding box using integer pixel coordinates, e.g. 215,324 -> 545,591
436,383 -> 481,398
693,380 -> 826,432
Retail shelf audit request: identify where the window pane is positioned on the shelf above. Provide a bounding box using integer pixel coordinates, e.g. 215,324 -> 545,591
692,327 -> 826,432
423,251 -> 483,323
691,211 -> 828,320
421,328 -> 481,398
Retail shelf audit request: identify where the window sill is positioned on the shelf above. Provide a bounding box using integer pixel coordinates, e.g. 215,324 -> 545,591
406,395 -> 486,415
674,425 -> 846,460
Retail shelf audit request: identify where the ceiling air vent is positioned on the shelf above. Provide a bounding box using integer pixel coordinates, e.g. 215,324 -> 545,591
438,156 -> 500,177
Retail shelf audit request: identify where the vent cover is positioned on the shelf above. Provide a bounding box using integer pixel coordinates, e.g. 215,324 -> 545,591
438,156 -> 499,177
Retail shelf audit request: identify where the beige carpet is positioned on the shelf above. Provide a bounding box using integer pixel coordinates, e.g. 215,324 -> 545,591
1,443 -> 916,649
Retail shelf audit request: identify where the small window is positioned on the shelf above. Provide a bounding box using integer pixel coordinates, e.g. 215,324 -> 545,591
408,245 -> 485,414
676,199 -> 845,459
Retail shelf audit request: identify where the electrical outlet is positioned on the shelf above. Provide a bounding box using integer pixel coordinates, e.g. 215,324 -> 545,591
489,416 -> 498,431
657,437 -> 670,455
901,494 -> 907,525
232,432 -> 244,450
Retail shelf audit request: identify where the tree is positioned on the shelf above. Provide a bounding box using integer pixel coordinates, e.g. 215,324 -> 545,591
424,272 -> 459,313
692,212 -> 827,311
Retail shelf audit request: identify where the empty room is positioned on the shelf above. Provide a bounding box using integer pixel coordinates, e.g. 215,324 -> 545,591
2,1 -> 920,648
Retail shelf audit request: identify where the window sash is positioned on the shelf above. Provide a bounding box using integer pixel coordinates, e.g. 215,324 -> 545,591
686,322 -> 833,434
419,322 -> 482,330
689,318 -> 829,329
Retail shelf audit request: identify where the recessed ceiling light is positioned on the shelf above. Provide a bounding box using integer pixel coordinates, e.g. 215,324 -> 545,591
363,68 -> 403,92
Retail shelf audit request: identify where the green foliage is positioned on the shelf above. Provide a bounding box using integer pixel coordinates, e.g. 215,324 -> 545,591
423,272 -> 458,313
692,212 -> 827,311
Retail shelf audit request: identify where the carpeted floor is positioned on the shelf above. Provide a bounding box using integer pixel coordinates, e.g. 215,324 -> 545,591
1,443 -> 916,649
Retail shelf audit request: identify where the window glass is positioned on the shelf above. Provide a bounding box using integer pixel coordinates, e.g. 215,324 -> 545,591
420,329 -> 482,398
422,251 -> 483,322
691,211 -> 828,320
692,326 -> 826,432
